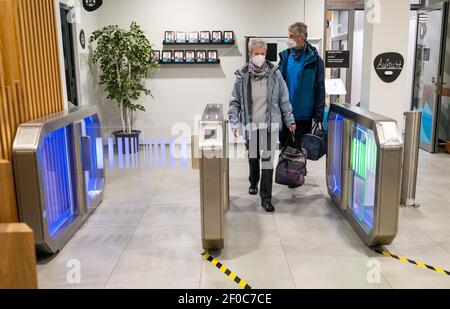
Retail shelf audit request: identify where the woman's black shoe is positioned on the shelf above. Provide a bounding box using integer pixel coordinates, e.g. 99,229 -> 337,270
249,186 -> 258,195
261,201 -> 275,212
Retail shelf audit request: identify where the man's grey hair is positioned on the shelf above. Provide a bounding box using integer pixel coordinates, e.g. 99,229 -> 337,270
248,38 -> 268,54
289,22 -> 308,39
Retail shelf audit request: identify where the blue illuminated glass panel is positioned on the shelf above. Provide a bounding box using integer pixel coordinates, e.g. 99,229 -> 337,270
327,112 -> 344,200
81,115 -> 104,207
348,124 -> 377,234
37,126 -> 77,239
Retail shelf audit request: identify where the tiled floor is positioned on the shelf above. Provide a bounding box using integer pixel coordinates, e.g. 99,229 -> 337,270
37,147 -> 450,289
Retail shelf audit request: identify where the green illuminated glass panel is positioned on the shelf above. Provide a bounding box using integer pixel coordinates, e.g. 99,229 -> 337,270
348,124 -> 377,234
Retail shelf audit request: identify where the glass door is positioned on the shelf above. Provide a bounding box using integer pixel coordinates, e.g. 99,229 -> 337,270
60,5 -> 79,107
412,2 -> 447,152
325,10 -> 351,104
438,4 -> 450,152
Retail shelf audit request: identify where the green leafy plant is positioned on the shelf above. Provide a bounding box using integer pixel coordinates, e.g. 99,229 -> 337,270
90,22 -> 159,133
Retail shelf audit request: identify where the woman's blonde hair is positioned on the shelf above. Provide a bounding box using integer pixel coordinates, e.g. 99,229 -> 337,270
248,38 -> 268,54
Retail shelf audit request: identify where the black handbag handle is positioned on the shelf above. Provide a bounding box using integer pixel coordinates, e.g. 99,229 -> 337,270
283,132 -> 296,148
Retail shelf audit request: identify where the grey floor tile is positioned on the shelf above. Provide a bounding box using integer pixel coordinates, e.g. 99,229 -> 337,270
375,255 -> 450,278
39,285 -> 105,289
294,276 -> 391,289
437,242 -> 450,255
275,216 -> 362,247
411,218 -> 450,242
225,214 -> 281,248
401,201 -> 450,220
200,280 -> 295,289
105,282 -> 200,289
284,246 -> 373,279
127,224 -> 202,249
140,205 -> 200,226
384,242 -> 450,264
392,216 -> 435,244
107,248 -> 202,285
385,275 -> 450,289
84,203 -> 147,228
64,226 -> 134,251
102,187 -> 156,205
201,246 -> 292,282
37,247 -> 123,287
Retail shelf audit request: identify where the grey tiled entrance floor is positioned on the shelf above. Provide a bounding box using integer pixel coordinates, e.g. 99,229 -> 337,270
37,147 -> 450,289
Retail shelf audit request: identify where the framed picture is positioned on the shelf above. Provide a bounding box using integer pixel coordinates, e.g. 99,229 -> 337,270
176,32 -> 187,43
164,31 -> 175,43
199,31 -> 211,43
211,31 -> 222,43
224,31 -> 234,43
151,50 -> 160,63
161,50 -> 173,63
188,32 -> 199,43
207,50 -> 218,63
196,50 -> 207,63
173,50 -> 185,63
185,50 -> 195,63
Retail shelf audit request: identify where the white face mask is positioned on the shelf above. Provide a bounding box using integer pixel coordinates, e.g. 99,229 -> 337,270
287,38 -> 297,49
251,55 -> 266,67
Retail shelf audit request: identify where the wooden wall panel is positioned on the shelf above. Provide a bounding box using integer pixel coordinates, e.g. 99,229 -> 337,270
0,223 -> 38,289
0,160 -> 18,223
0,0 -> 64,223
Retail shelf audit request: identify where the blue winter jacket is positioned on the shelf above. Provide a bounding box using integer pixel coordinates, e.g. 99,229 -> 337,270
279,43 -> 326,122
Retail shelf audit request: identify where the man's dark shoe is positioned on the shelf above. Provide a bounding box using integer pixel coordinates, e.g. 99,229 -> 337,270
249,186 -> 258,195
261,201 -> 275,212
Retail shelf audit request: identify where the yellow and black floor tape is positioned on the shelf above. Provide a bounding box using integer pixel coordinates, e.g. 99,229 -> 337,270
202,252 -> 252,289
374,248 -> 450,276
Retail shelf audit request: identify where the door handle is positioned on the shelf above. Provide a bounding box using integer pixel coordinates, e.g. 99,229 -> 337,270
435,76 -> 444,95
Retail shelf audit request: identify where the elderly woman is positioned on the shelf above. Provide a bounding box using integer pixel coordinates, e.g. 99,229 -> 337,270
228,39 -> 296,212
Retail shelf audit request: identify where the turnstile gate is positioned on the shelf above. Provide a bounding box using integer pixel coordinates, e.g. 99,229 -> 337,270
13,106 -> 105,253
327,103 -> 403,246
198,104 -> 229,250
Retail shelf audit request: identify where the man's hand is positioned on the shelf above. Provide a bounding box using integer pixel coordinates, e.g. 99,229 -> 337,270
289,124 -> 297,133
232,128 -> 240,138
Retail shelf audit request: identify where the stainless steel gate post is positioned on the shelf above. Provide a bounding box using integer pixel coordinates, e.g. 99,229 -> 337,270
401,111 -> 422,208
199,104 -> 229,250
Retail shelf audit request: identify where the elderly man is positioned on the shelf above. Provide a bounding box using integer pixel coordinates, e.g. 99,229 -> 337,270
229,39 -> 296,212
279,22 -> 325,150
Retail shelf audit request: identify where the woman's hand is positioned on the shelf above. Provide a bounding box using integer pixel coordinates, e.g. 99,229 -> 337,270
232,128 -> 240,138
289,124 -> 297,133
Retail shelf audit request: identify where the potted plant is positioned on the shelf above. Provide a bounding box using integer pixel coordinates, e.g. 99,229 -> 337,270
90,22 -> 159,153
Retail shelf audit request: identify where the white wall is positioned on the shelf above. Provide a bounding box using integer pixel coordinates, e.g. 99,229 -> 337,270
305,0 -> 325,46
352,10 -> 418,112
79,0 -> 324,139
360,0 -> 411,132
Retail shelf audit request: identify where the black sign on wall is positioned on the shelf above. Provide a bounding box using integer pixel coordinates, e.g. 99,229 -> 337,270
80,30 -> 86,50
325,51 -> 350,68
266,43 -> 278,62
83,0 -> 103,12
373,52 -> 404,83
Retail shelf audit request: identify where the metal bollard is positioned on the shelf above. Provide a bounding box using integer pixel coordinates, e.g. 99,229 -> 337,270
401,111 -> 422,208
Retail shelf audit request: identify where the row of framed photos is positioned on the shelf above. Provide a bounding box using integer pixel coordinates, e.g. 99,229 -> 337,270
151,50 -> 219,63
164,31 -> 234,44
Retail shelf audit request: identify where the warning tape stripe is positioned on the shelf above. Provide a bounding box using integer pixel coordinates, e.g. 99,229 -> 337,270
374,248 -> 450,276
202,252 -> 252,289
